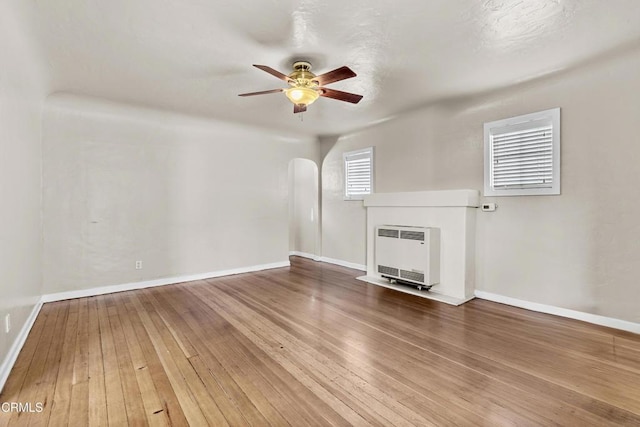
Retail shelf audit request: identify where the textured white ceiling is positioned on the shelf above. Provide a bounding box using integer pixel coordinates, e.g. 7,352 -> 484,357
32,0 -> 640,136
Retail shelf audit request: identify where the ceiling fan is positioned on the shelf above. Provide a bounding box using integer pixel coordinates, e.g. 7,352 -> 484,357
238,61 -> 363,114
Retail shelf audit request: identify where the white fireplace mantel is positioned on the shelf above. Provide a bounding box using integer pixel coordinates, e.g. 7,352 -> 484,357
358,189 -> 479,305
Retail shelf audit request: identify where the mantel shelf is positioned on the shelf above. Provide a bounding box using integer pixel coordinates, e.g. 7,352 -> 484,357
363,190 -> 480,208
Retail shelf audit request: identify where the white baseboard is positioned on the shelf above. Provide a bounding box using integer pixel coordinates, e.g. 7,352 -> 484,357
475,290 -> 640,335
0,300 -> 43,393
42,261 -> 291,303
319,256 -> 366,272
289,251 -> 321,261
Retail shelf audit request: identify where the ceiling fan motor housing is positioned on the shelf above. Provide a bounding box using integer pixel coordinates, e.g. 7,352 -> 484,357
288,61 -> 318,88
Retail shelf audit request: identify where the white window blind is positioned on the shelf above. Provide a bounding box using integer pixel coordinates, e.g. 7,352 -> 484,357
484,108 -> 560,196
344,147 -> 373,200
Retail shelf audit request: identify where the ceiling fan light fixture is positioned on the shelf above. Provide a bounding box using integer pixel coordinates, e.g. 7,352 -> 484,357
239,62 -> 362,114
285,87 -> 319,106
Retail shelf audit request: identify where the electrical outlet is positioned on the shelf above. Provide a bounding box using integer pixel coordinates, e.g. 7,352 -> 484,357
135,260 -> 143,270
5,314 -> 10,334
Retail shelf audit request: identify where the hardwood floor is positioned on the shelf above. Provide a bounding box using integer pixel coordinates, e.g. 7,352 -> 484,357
1,256 -> 640,426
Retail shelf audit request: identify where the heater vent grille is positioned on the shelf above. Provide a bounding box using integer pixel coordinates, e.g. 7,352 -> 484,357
378,265 -> 399,277
400,270 -> 425,283
378,228 -> 399,238
400,231 -> 425,241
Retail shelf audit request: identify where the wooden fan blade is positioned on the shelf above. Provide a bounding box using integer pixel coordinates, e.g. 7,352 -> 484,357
294,103 -> 307,114
313,66 -> 356,86
238,88 -> 284,97
318,88 -> 363,104
253,65 -> 292,82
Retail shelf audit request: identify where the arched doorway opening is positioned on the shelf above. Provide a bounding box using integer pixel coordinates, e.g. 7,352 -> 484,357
288,158 -> 320,260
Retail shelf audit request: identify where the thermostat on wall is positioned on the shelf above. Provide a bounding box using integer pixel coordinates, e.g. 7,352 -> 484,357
481,203 -> 497,212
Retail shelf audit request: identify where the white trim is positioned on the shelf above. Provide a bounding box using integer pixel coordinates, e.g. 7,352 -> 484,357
319,256 -> 366,272
484,107 -> 560,197
475,290 -> 640,335
344,146 -> 374,201
289,251 -> 321,261
0,300 -> 43,392
42,261 -> 291,303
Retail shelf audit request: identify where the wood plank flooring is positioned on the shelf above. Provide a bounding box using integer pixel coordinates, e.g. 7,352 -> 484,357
1,256 -> 640,426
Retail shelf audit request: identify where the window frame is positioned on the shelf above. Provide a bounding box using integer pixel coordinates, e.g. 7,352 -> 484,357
343,147 -> 374,201
484,107 -> 561,197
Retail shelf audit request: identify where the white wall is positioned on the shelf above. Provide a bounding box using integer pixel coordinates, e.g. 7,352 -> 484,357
42,94 -> 318,294
321,45 -> 640,323
0,1 -> 47,381
321,136 -> 369,266
288,159 -> 319,257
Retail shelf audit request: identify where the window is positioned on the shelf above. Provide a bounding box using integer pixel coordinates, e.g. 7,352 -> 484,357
344,147 -> 374,200
484,107 -> 560,196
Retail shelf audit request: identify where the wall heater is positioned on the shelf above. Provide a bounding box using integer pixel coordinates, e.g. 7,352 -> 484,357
375,225 -> 440,290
